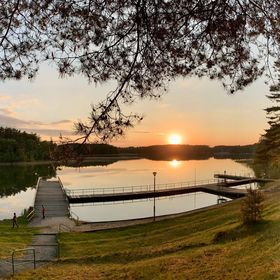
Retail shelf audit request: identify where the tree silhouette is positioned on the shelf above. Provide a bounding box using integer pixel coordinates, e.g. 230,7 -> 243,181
256,84 -> 280,162
2,1 -> 280,142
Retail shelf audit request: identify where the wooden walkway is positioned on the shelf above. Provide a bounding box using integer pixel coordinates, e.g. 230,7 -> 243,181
66,174 -> 274,204
214,174 -> 274,183
66,182 -> 247,204
31,174 -> 272,210
33,178 -> 69,218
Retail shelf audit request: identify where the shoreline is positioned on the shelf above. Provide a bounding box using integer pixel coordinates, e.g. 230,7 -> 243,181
0,155 -> 141,166
0,155 -> 253,166
67,199 -> 239,232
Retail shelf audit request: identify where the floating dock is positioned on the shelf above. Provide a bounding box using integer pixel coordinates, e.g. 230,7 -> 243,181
32,174 -> 272,210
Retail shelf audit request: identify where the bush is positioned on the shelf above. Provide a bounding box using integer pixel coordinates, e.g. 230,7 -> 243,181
241,188 -> 264,225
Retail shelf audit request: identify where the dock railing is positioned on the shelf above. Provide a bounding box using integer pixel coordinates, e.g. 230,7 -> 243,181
12,248 -> 36,275
65,179 -> 218,197
57,176 -> 68,200
58,223 -> 72,232
69,210 -> 80,225
28,177 -> 42,221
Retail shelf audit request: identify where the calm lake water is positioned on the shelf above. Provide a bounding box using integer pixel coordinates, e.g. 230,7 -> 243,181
59,158 -> 255,222
0,158 -> 255,221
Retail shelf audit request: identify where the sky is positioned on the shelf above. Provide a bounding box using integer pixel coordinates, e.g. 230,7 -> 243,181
0,63 -> 271,147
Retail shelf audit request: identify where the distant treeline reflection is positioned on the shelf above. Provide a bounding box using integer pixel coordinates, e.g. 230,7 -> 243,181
0,164 -> 55,197
59,143 -> 257,161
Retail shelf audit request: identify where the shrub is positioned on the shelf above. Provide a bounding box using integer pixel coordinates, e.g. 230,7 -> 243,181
241,188 -> 264,225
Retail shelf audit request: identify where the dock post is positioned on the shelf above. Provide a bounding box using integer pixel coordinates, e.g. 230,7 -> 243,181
153,172 -> 157,221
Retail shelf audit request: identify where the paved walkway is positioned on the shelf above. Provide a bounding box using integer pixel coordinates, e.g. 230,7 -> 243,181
29,216 -> 75,234
0,177 -> 71,278
0,233 -> 58,278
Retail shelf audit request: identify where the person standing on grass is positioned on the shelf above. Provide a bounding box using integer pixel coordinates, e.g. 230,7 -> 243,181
41,205 -> 45,219
12,213 -> 18,228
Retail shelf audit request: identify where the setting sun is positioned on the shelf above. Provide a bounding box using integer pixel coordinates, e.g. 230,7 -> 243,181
168,134 -> 182,145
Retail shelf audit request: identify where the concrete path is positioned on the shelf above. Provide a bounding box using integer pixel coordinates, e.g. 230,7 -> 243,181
0,234 -> 58,278
29,216 -> 75,234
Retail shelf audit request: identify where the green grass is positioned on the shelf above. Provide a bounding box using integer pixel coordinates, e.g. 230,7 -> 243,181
8,186 -> 280,280
0,216 -> 36,258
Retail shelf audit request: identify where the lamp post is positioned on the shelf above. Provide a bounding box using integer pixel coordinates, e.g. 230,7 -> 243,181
153,172 -> 157,221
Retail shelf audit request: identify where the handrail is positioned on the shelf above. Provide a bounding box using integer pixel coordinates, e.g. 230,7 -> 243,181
69,210 -> 80,225
65,179 -> 218,197
26,209 -> 35,222
12,248 -> 36,275
57,176 -> 68,199
32,177 -> 42,208
57,176 -> 71,216
58,223 -> 72,232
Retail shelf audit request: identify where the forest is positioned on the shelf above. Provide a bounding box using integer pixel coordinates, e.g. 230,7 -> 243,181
57,143 -> 257,160
0,127 -> 54,162
0,127 -> 257,162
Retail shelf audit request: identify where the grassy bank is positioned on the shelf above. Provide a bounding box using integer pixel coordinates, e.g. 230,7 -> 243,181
0,216 -> 35,259
8,184 -> 280,280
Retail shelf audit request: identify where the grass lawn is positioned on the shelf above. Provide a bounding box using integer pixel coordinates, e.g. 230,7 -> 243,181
7,183 -> 280,280
0,216 -> 35,259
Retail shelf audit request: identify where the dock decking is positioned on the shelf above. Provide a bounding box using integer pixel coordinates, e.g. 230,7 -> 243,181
33,178 -> 69,218
66,182 -> 248,204
32,174 -> 271,214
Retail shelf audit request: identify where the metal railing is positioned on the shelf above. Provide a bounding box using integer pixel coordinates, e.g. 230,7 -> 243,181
32,177 -> 42,209
65,179 -> 218,197
26,208 -> 35,222
12,248 -> 36,275
58,223 -> 72,232
69,210 -> 80,225
58,176 -> 68,200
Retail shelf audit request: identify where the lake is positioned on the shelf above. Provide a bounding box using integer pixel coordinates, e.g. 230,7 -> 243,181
0,158 -> 255,221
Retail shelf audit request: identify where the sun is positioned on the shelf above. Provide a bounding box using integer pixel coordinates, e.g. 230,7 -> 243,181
168,134 -> 182,145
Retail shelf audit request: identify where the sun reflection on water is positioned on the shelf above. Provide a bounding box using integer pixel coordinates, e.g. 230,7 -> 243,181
169,159 -> 181,168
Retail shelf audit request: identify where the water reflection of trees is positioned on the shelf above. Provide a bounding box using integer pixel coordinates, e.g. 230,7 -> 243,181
0,164 -> 56,197
65,159 -> 119,168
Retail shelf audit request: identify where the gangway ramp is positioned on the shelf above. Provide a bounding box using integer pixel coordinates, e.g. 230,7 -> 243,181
33,178 -> 69,218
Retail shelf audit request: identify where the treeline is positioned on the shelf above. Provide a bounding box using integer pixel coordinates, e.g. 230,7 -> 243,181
120,144 -> 257,160
120,145 -> 212,160
252,90 -> 280,179
255,91 -> 280,163
58,143 -> 257,160
0,127 -> 55,162
0,126 -> 257,162
212,145 -> 257,158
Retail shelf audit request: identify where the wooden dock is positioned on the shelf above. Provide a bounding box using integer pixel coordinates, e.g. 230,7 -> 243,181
66,182 -> 248,204
31,174 -> 272,211
33,178 -> 69,218
66,173 -> 274,204
214,174 -> 274,183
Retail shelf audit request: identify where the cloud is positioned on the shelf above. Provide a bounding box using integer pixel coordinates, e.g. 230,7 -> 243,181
0,107 -> 15,116
0,95 -> 39,118
0,95 -> 11,101
50,120 -> 73,125
0,113 -> 74,139
0,114 -> 29,127
23,128 -> 73,137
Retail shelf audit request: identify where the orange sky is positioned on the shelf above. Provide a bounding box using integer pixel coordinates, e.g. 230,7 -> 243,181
0,64 -> 270,147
